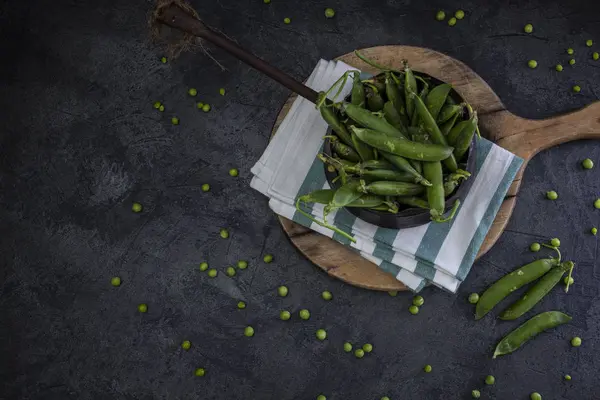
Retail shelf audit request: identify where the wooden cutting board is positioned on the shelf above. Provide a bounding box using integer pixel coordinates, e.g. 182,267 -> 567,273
271,45 -> 600,291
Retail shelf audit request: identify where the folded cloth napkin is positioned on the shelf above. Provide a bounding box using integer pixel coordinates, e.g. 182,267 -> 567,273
251,60 -> 523,292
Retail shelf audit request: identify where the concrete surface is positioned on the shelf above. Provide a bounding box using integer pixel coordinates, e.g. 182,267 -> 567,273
1,0 -> 600,399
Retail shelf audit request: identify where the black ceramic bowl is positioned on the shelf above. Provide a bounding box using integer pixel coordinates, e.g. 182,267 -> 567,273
323,71 -> 477,229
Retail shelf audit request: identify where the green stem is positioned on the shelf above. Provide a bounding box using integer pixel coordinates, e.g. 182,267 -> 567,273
467,103 -> 482,138
432,199 -> 461,223
295,198 -> 356,242
541,244 -> 562,263
564,263 -> 575,293
354,50 -> 403,74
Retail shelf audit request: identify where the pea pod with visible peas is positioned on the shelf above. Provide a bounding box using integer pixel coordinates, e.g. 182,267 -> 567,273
411,92 -> 458,172
475,247 -> 561,320
351,127 -> 455,162
500,261 -> 575,320
359,180 -> 425,196
493,311 -> 572,358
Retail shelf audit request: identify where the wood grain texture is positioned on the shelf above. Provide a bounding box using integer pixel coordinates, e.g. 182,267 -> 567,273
270,45 -> 600,291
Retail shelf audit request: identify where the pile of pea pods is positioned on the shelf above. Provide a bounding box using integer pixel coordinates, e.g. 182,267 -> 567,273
295,54 -> 479,239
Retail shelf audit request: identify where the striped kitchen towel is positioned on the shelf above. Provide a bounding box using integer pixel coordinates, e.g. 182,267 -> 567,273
250,60 -> 523,292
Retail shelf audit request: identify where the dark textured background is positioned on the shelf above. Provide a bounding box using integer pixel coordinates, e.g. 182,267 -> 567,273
2,0 -> 600,399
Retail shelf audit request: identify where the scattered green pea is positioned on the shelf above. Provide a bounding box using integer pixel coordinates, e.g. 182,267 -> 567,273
362,343 -> 373,353
423,364 -> 432,373
524,23 -> 533,33
220,229 -> 229,239
528,60 -> 538,69
573,85 -> 581,93
380,397 -> 390,400
530,392 -> 542,400
244,326 -> 255,337
229,168 -> 239,177
219,88 -> 226,96
159,105 -> 165,112
569,59 -> 576,65
468,293 -> 479,304
595,198 -> 600,209
201,183 -> 210,192
161,56 -> 167,63
316,395 -> 326,400
263,254 -> 273,263
582,158 -> 594,169
226,266 -> 236,277
326,165 -> 335,173
207,269 -> 218,278
530,242 -> 541,252
555,64 -> 563,72
591,227 -> 597,235
195,368 -> 205,377
354,349 -> 365,358
237,260 -> 248,269
153,101 -> 161,109
196,102 -> 204,109
188,88 -> 197,96
280,310 -> 291,320
412,295 -> 424,306
343,342 -> 353,352
132,202 -> 143,213
322,291 -> 333,301
138,303 -> 148,313
202,104 -> 211,112
571,336 -> 582,347
277,286 -> 288,297
299,309 -> 310,320
472,390 -> 481,399
283,17 -> 291,24
111,277 -> 121,287
586,39 -> 593,47
199,262 -> 209,271
409,305 -> 419,315
435,10 -> 446,21
564,374 -> 572,381
263,0 -> 270,3
324,8 -> 335,18
594,52 -> 599,61
181,340 -> 191,350
546,190 -> 558,200
550,238 -> 560,247
448,17 -> 457,26
563,276 -> 574,285
316,329 -> 327,341
237,301 -> 246,309
567,48 -> 574,55
388,291 -> 398,297
485,375 -> 495,385
455,10 -> 465,19
171,117 -> 179,125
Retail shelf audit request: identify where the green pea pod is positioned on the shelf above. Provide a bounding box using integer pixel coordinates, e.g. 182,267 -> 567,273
499,261 -> 574,321
351,127 -> 454,162
359,180 -> 425,196
298,189 -> 335,204
342,103 -> 408,139
437,103 -> 464,124
346,194 -> 385,208
411,92 -> 458,172
295,197 -> 355,243
422,161 -> 446,221
351,72 -> 365,107
425,83 -> 452,120
332,139 -> 361,163
492,311 -> 572,359
404,63 -> 417,119
445,95 -> 456,105
385,72 -> 405,113
360,169 -> 415,182
410,85 -> 430,127
453,112 -> 478,161
395,196 -> 429,209
359,159 -> 395,170
350,129 -> 376,162
383,101 -> 409,134
327,180 -> 363,213
379,151 -> 431,186
443,169 -> 471,196
440,112 -> 460,136
475,248 -> 562,320
320,106 -> 354,148
446,118 -> 473,145
366,87 -> 385,112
